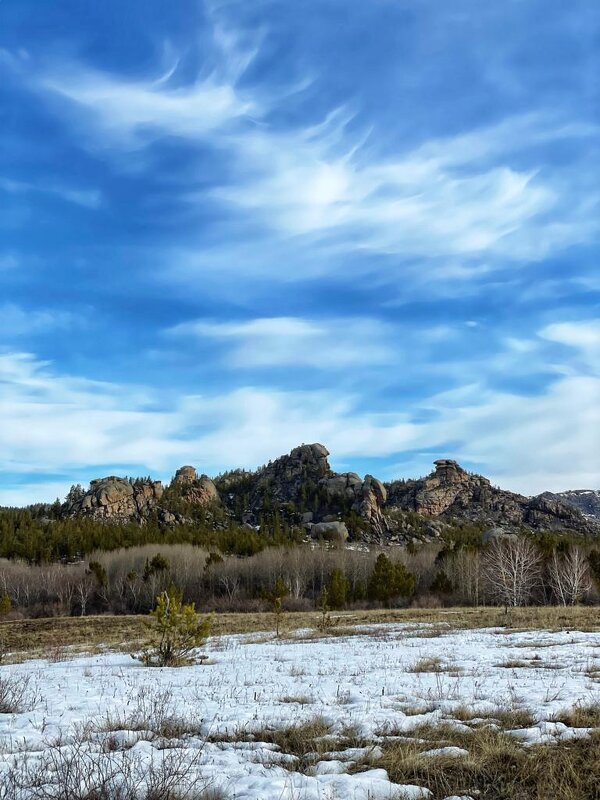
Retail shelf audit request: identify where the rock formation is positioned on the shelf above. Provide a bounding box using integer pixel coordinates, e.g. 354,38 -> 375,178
538,489 -> 600,521
178,474 -> 220,507
386,460 -> 593,533
64,476 -> 163,522
173,465 -> 197,485
59,445 -> 597,539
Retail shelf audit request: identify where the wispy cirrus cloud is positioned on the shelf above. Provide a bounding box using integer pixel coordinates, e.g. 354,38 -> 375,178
1,323 -> 598,504
166,316 -> 396,369
14,25 -> 598,272
539,319 -> 600,374
0,304 -> 81,338
0,176 -> 103,209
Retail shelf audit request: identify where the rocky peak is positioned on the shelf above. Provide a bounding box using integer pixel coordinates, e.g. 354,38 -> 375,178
432,459 -> 471,485
173,465 -> 197,485
538,489 -> 600,521
170,466 -> 219,507
288,443 -> 330,469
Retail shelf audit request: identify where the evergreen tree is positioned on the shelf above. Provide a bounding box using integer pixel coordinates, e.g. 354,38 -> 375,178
0,593 -> 11,617
368,554 -> 415,605
136,586 -> 211,667
327,568 -> 349,609
430,570 -> 453,595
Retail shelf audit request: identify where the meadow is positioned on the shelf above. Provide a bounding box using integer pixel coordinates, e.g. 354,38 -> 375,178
1,609 -> 599,799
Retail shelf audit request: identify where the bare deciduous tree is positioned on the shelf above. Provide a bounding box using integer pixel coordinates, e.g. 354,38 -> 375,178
483,537 -> 541,608
548,547 -> 591,606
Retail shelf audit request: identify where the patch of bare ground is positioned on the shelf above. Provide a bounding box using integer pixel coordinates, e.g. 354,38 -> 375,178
3,605 -> 599,657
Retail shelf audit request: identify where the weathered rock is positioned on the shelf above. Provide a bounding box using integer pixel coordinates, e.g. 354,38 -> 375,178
351,474 -> 390,539
64,476 -> 163,522
386,460 -> 594,533
173,465 -> 197,485
537,489 -> 600,521
60,446 -> 598,540
310,521 -> 349,541
186,475 -> 220,506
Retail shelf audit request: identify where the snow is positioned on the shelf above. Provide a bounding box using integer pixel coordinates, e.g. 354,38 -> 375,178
1,622 -> 599,798
419,746 -> 469,758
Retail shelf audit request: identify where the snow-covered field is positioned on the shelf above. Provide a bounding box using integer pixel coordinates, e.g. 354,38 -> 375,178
1,622 -> 600,799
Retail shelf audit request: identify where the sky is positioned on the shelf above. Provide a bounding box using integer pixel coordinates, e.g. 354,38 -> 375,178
0,0 -> 599,506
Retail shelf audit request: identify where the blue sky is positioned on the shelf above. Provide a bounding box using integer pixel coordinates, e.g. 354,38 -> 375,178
1,0 -> 599,505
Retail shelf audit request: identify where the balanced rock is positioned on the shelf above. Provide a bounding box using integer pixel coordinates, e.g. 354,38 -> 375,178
310,521 -> 349,541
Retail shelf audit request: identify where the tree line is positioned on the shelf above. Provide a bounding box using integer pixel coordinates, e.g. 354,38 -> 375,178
0,534 -> 599,619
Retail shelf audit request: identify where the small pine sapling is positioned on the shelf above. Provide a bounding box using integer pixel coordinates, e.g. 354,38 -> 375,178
317,587 -> 334,632
269,577 -> 288,637
135,586 -> 211,667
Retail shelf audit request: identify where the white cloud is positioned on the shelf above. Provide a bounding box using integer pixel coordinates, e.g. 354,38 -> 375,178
539,320 -> 600,373
0,304 -> 79,337
167,316 -> 396,369
1,346 -> 598,505
0,176 -> 103,209
417,374 -> 600,494
38,59 -> 255,146
15,26 -> 595,269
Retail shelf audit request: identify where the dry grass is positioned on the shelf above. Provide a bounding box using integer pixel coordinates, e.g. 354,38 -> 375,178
0,673 -> 39,713
451,705 -> 536,729
378,723 -> 600,800
92,686 -> 203,743
551,702 -> 600,728
209,716 -> 365,773
409,656 -> 446,673
3,606 -> 599,658
278,694 -> 314,705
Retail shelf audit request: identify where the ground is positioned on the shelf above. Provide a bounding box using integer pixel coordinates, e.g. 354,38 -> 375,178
1,615 -> 600,798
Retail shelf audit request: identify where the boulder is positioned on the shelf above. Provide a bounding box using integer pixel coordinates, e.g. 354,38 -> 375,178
310,521 -> 349,541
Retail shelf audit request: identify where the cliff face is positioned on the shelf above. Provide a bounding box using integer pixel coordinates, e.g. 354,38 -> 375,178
61,445 -> 597,539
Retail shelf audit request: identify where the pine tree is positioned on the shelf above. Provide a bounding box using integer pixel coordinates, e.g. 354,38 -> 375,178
327,568 -> 349,609
270,577 -> 288,637
136,586 -> 211,667
368,554 -> 415,606
0,593 -> 11,617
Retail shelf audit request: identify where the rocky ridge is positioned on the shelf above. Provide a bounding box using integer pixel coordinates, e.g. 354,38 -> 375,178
538,489 -> 600,521
61,444 -> 598,541
385,459 -> 592,535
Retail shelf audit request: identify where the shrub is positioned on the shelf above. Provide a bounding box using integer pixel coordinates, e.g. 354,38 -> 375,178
135,587 -> 211,667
